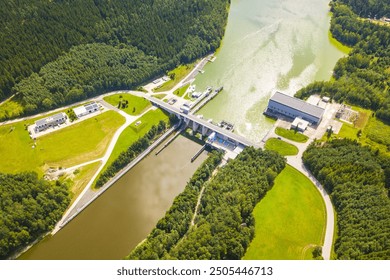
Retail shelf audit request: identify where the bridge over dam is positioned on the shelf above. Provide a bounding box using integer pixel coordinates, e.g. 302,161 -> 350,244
147,96 -> 261,159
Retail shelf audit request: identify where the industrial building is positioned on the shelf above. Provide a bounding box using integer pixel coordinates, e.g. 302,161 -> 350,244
73,102 -> 99,118
265,91 -> 325,125
34,112 -> 67,132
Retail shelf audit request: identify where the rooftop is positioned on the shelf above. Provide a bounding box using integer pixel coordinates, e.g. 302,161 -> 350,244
270,91 -> 325,119
35,112 -> 67,127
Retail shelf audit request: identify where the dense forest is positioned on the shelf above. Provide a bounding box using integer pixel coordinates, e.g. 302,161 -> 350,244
128,148 -> 286,260
14,44 -> 160,114
303,139 -> 390,259
337,0 -> 389,18
0,0 -> 229,117
295,1 -> 390,123
0,172 -> 70,259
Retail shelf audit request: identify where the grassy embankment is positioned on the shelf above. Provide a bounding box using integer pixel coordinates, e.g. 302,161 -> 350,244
0,110 -> 124,175
0,96 -> 24,120
265,138 -> 299,156
103,93 -> 151,116
275,127 -> 309,143
173,84 -> 190,98
153,61 -> 197,92
325,106 -> 390,156
243,165 -> 326,260
91,108 -> 170,189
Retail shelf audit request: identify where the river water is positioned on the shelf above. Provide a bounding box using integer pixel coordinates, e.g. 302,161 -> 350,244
195,0 -> 346,142
20,136 -> 207,259
21,0 -> 345,259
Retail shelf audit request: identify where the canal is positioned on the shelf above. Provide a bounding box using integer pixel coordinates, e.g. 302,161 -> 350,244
21,0 -> 347,259
20,136 -> 207,259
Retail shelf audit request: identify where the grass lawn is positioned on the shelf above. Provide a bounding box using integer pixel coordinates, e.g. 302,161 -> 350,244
265,138 -> 298,156
0,97 -> 24,120
327,106 -> 390,156
243,165 -> 326,260
153,94 -> 167,100
68,161 -> 101,205
104,93 -> 151,116
275,127 -> 308,143
154,62 -> 197,92
173,84 -> 190,98
0,110 -> 124,175
97,109 -> 169,177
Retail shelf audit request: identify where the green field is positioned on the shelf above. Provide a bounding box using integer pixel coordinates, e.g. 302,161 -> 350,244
243,165 -> 326,260
275,127 -> 309,143
103,93 -> 151,116
153,94 -> 167,100
99,108 -> 169,174
328,106 -> 390,156
154,62 -> 197,92
0,97 -> 24,120
173,84 -> 190,98
0,110 -> 124,175
265,138 -> 299,156
68,161 -> 101,204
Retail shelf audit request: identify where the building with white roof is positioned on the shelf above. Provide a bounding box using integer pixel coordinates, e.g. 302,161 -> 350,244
73,102 -> 99,118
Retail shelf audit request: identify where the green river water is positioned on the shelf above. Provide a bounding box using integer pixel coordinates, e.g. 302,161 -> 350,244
21,0 -> 346,259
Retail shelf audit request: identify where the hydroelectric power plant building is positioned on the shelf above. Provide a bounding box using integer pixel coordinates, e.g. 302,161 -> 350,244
265,91 -> 325,125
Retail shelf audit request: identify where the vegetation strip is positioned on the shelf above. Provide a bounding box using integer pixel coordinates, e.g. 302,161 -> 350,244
275,127 -> 308,143
95,119 -> 173,188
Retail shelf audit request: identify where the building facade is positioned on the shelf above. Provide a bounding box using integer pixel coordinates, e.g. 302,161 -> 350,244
35,112 -> 68,132
265,91 -> 325,125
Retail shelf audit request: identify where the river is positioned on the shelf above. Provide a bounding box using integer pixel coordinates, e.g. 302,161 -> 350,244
20,136 -> 207,259
195,0 -> 346,142
21,0 -> 346,259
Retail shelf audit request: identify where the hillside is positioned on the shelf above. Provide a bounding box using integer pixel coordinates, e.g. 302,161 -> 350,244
0,0 -> 229,118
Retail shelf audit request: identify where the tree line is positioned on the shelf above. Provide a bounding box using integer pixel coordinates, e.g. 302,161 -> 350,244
303,139 -> 390,259
0,172 -> 70,259
0,0 -> 230,117
128,147 -> 286,260
295,1 -> 390,123
95,120 -> 170,188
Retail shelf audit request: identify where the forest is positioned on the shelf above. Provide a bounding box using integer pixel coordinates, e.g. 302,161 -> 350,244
0,172 -> 70,259
295,1 -> 390,123
303,139 -> 390,259
128,148 -> 286,260
0,0 -> 229,117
